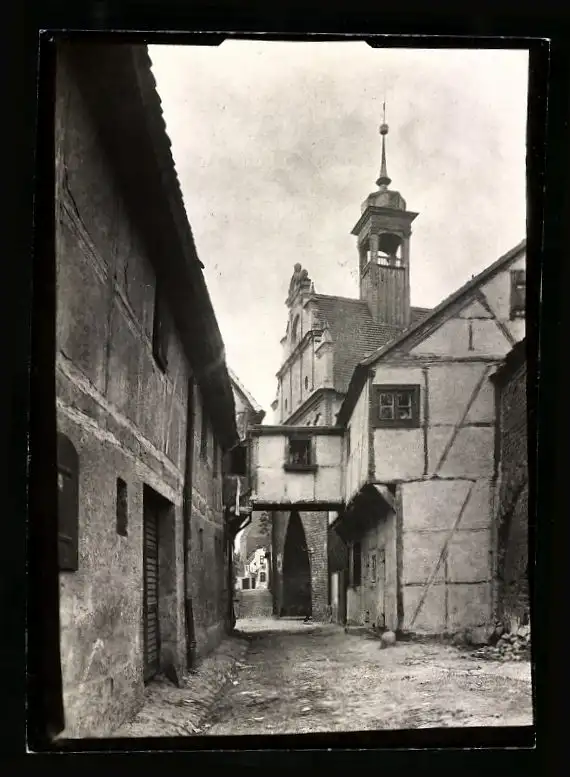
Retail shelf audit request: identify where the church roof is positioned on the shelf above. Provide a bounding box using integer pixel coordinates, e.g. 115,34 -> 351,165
311,294 -> 430,394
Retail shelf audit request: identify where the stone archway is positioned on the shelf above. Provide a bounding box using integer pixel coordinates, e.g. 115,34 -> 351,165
281,511 -> 312,617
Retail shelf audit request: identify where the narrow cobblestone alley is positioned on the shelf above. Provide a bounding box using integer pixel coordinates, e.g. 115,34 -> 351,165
204,618 -> 533,735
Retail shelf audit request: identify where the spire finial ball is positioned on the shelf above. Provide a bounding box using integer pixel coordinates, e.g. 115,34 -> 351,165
380,123 -> 389,136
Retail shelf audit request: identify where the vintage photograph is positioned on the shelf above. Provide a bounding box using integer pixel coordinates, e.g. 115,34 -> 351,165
52,39 -> 531,739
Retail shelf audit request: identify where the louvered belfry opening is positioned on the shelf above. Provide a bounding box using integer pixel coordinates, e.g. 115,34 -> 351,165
143,487 -> 160,683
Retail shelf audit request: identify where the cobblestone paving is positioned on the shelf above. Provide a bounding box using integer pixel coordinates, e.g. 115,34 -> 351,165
204,618 -> 533,734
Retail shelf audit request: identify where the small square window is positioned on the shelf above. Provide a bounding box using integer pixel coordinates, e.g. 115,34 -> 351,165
373,386 -> 420,428
510,269 -> 526,319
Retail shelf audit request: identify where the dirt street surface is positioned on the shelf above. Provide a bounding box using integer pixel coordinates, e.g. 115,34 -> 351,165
204,618 -> 533,734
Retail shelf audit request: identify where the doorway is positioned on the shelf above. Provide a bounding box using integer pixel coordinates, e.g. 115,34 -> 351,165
282,511 -> 311,617
142,485 -> 176,683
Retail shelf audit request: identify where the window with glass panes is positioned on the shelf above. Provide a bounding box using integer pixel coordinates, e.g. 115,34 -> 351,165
372,385 -> 420,428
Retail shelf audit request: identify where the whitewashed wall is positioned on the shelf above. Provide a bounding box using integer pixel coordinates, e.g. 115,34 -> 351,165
250,432 -> 343,506
344,381 -> 370,503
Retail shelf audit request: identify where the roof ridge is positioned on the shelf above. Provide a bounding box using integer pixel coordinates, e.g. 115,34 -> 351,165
313,293 -> 369,305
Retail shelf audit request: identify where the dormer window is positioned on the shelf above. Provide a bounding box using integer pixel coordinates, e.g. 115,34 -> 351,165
510,269 -> 526,319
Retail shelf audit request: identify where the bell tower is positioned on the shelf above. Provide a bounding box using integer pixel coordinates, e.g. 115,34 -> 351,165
352,106 -> 418,329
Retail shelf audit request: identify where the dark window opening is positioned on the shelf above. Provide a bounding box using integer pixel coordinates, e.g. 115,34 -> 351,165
57,433 -> 79,572
242,577 -> 250,590
251,577 -> 257,590
372,385 -> 420,428
152,285 -> 169,371
200,411 -> 208,460
116,477 -> 128,537
259,572 -> 266,583
198,528 -> 204,551
213,439 -> 219,477
510,269 -> 526,319
313,413 -> 321,426
286,436 -> 313,468
346,427 -> 351,458
228,443 -> 247,477
304,376 -> 309,390
352,542 -> 362,587
284,398 -> 288,411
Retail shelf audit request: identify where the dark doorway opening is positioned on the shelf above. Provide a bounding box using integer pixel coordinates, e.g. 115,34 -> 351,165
281,511 -> 312,617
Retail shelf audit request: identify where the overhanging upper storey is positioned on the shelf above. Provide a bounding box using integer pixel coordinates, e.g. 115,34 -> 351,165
247,425 -> 345,511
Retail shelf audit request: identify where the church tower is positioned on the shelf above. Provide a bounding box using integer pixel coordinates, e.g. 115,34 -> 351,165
351,106 -> 418,329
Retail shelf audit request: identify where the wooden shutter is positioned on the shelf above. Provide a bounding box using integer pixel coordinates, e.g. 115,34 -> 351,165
143,503 -> 160,682
57,433 -> 79,572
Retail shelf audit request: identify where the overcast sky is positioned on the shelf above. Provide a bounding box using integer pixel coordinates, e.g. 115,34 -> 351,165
149,42 -> 528,417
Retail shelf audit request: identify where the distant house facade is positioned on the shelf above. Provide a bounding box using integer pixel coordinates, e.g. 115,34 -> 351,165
250,117 -> 527,635
55,44 -> 238,737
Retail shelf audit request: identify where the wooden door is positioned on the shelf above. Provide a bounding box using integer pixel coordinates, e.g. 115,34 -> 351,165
143,497 -> 160,682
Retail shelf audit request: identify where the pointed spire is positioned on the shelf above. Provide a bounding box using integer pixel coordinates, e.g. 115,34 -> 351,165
376,102 -> 392,189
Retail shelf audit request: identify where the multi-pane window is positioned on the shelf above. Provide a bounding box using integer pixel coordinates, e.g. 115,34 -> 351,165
510,269 -> 526,319
372,385 -> 420,428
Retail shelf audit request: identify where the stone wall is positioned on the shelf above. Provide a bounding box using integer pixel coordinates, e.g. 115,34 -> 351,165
496,359 -> 529,627
235,588 -> 274,619
55,55 -> 229,738
188,386 -> 228,659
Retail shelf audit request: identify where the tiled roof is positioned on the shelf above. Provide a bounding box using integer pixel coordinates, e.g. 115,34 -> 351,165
311,295 -> 429,394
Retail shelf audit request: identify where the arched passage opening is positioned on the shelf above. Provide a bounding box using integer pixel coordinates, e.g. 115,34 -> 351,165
281,511 -> 311,617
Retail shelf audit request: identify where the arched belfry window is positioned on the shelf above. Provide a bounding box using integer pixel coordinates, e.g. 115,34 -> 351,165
291,315 -> 300,344
57,432 -> 79,571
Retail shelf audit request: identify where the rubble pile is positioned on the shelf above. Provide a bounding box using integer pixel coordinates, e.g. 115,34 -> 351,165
467,623 -> 531,662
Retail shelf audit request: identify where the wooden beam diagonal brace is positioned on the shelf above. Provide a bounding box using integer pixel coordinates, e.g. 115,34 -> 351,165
474,289 -> 517,348
434,364 -> 494,474
408,482 -> 475,629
